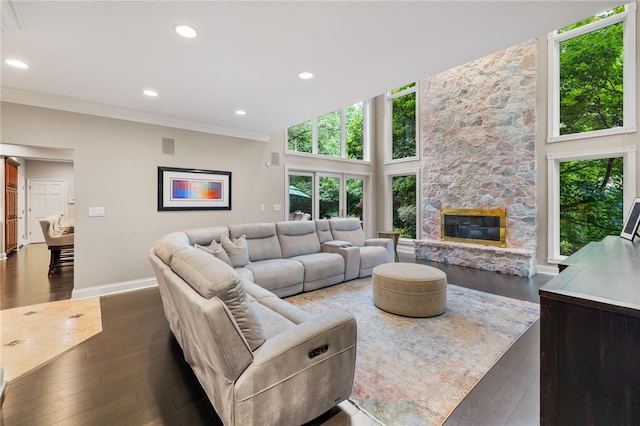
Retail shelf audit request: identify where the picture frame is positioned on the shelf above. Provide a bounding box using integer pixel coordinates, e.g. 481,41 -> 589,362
620,197 -> 640,241
158,166 -> 231,211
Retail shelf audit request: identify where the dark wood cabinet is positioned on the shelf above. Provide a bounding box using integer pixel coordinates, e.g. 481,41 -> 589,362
4,157 -> 20,255
539,236 -> 640,425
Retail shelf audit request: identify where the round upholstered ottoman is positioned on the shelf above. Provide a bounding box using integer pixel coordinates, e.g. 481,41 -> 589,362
372,263 -> 447,317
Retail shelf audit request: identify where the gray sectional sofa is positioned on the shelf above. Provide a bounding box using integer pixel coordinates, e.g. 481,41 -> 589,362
149,218 -> 393,425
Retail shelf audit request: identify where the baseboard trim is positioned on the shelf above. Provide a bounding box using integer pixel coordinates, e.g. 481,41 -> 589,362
71,278 -> 158,300
536,264 -> 559,276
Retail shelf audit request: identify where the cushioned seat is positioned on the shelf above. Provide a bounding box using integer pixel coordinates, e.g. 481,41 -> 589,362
245,259 -> 304,297
276,221 -> 345,291
372,263 -> 447,317
290,252 -> 345,292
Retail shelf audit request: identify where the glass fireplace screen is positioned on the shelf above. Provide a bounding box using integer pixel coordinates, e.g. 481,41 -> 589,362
441,208 -> 506,247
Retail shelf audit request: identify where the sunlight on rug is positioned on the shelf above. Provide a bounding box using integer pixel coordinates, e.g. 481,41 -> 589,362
286,277 -> 540,426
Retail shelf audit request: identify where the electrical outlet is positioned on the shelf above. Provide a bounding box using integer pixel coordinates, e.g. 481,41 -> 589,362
273,204 -> 281,211
260,204 -> 265,211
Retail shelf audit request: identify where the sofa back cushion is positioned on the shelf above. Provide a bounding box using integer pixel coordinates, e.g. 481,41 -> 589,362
170,247 -> 266,350
184,226 -> 229,246
153,232 -> 191,265
276,221 -> 322,258
229,223 -> 282,262
315,219 -> 333,243
329,218 -> 366,247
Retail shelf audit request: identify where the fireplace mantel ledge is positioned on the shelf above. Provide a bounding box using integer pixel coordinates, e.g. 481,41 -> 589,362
414,239 -> 535,255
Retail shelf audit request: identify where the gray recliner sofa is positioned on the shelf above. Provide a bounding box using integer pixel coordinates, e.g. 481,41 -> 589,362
149,219 -> 393,425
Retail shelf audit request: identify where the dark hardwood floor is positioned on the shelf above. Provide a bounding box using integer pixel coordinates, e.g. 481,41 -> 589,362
1,245 -> 551,425
1,243 -> 74,309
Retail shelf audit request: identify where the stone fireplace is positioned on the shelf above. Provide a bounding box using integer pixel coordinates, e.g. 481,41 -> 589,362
415,40 -> 537,277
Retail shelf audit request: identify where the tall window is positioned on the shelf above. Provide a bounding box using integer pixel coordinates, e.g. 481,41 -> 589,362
387,83 -> 417,160
559,157 -> 624,255
547,147 -> 636,263
319,175 -> 340,219
548,3 -> 636,141
288,174 -> 313,219
346,177 -> 364,221
392,174 -> 417,239
287,101 -> 366,160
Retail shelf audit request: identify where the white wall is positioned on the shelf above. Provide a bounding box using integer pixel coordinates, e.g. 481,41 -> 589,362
1,102 -> 287,295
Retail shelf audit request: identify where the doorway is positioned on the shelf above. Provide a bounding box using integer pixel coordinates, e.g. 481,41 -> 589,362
28,179 -> 68,243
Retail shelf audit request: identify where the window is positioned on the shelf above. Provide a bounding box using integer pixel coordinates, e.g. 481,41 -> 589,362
391,174 -> 417,239
559,157 -> 624,255
287,170 -> 369,227
548,3 -> 636,141
287,120 -> 312,153
319,175 -> 341,219
547,147 -> 637,263
288,173 -> 313,219
346,177 -> 364,221
287,101 -> 367,161
387,83 -> 417,160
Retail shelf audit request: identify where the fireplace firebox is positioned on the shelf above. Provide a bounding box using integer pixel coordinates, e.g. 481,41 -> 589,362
441,208 -> 506,247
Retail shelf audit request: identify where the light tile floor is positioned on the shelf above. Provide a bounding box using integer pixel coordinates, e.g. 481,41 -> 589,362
0,298 -> 102,382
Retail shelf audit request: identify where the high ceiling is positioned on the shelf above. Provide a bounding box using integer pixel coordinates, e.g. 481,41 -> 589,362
1,1 -> 624,141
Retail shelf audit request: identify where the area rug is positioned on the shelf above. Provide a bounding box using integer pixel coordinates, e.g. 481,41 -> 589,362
285,277 -> 540,426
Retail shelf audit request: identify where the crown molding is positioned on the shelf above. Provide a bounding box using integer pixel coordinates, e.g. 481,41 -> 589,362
0,87 -> 270,142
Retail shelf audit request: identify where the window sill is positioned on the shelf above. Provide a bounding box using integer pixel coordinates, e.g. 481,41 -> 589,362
285,150 -> 371,165
548,126 -> 637,143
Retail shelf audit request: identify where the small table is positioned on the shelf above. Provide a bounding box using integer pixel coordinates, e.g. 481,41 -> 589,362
372,263 -> 447,317
377,231 -> 399,262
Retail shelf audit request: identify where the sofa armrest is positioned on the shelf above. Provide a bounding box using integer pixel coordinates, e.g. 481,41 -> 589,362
322,242 -> 360,281
236,309 -> 357,400
365,238 -> 394,262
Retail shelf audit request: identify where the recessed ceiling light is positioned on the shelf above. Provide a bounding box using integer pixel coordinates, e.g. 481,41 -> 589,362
174,25 -> 197,39
235,110 -> 247,116
143,89 -> 158,97
5,59 -> 29,69
298,71 -> 314,80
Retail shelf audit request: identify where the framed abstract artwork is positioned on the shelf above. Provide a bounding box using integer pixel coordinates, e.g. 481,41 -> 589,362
158,167 -> 231,211
620,197 -> 640,241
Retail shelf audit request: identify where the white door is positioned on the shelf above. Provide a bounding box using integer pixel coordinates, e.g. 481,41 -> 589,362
28,179 -> 67,243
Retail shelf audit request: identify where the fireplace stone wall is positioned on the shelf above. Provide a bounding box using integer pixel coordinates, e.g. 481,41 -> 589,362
416,40 -> 537,276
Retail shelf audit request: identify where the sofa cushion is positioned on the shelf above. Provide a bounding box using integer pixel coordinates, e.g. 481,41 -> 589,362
359,245 -> 390,271
153,232 -> 190,265
315,219 -> 333,243
194,241 -> 233,267
229,223 -> 282,262
291,252 -> 345,286
329,218 -> 366,247
184,226 -> 229,246
170,248 -> 266,350
245,258 -> 305,295
276,221 -> 321,258
221,234 -> 250,267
